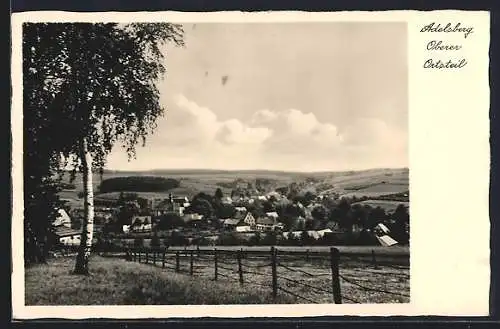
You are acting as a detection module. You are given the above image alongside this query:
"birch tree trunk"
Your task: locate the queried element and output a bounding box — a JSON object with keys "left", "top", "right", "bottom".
{"left": 74, "top": 138, "right": 95, "bottom": 275}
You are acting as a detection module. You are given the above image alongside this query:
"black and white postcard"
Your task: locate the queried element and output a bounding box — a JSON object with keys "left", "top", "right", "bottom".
{"left": 11, "top": 10, "right": 491, "bottom": 319}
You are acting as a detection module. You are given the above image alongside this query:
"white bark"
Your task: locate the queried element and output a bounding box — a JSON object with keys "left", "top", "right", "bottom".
{"left": 74, "top": 138, "right": 94, "bottom": 274}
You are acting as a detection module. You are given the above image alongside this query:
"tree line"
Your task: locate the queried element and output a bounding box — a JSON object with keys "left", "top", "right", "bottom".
{"left": 99, "top": 176, "right": 180, "bottom": 193}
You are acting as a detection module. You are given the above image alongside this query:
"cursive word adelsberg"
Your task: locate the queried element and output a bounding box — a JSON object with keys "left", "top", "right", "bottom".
{"left": 420, "top": 22, "right": 474, "bottom": 39}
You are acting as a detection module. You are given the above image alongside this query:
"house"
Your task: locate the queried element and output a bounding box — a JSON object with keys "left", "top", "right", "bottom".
{"left": 55, "top": 227, "right": 82, "bottom": 246}
{"left": 130, "top": 215, "right": 152, "bottom": 232}
{"left": 266, "top": 191, "right": 281, "bottom": 199}
{"left": 376, "top": 234, "right": 398, "bottom": 247}
{"left": 373, "top": 223, "right": 398, "bottom": 246}
{"left": 234, "top": 206, "right": 247, "bottom": 213}
{"left": 374, "top": 223, "right": 390, "bottom": 235}
{"left": 255, "top": 217, "right": 276, "bottom": 232}
{"left": 306, "top": 230, "right": 321, "bottom": 240}
{"left": 53, "top": 209, "right": 72, "bottom": 228}
{"left": 235, "top": 224, "right": 252, "bottom": 232}
{"left": 183, "top": 213, "right": 203, "bottom": 222}
{"left": 154, "top": 195, "right": 190, "bottom": 216}
{"left": 241, "top": 212, "right": 256, "bottom": 227}
{"left": 222, "top": 197, "right": 233, "bottom": 204}
{"left": 274, "top": 222, "right": 285, "bottom": 231}
{"left": 317, "top": 228, "right": 333, "bottom": 238}
{"left": 283, "top": 231, "right": 302, "bottom": 240}
{"left": 265, "top": 211, "right": 279, "bottom": 219}
{"left": 223, "top": 218, "right": 240, "bottom": 230}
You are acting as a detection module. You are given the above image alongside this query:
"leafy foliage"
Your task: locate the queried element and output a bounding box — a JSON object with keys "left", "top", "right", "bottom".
{"left": 99, "top": 176, "right": 180, "bottom": 193}
{"left": 23, "top": 22, "right": 184, "bottom": 264}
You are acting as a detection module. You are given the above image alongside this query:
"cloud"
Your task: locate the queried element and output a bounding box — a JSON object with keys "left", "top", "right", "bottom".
{"left": 106, "top": 94, "right": 407, "bottom": 171}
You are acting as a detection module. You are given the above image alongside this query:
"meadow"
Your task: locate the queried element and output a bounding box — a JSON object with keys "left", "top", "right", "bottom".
{"left": 25, "top": 256, "right": 296, "bottom": 305}
{"left": 26, "top": 246, "right": 409, "bottom": 305}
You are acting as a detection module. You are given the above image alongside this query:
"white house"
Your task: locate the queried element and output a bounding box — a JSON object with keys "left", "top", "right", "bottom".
{"left": 183, "top": 213, "right": 203, "bottom": 222}
{"left": 130, "top": 215, "right": 153, "bottom": 232}
{"left": 255, "top": 217, "right": 275, "bottom": 232}
{"left": 265, "top": 211, "right": 279, "bottom": 219}
{"left": 235, "top": 225, "right": 252, "bottom": 232}
{"left": 53, "top": 209, "right": 72, "bottom": 228}
{"left": 223, "top": 218, "right": 240, "bottom": 230}
{"left": 54, "top": 226, "right": 81, "bottom": 246}
{"left": 122, "top": 225, "right": 131, "bottom": 233}
{"left": 376, "top": 235, "right": 398, "bottom": 247}
{"left": 234, "top": 206, "right": 247, "bottom": 213}
{"left": 317, "top": 228, "right": 333, "bottom": 238}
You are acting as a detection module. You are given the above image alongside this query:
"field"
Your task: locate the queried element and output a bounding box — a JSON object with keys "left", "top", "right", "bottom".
{"left": 57, "top": 168, "right": 409, "bottom": 207}
{"left": 25, "top": 256, "right": 295, "bottom": 305}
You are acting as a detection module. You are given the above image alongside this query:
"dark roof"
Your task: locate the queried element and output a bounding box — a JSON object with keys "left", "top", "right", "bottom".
{"left": 132, "top": 216, "right": 151, "bottom": 225}
{"left": 256, "top": 217, "right": 275, "bottom": 226}
{"left": 224, "top": 218, "right": 241, "bottom": 226}
{"left": 54, "top": 227, "right": 81, "bottom": 237}
{"left": 234, "top": 212, "right": 247, "bottom": 220}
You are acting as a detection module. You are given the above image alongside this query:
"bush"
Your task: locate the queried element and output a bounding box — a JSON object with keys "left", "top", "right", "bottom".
{"left": 134, "top": 237, "right": 144, "bottom": 248}
{"left": 150, "top": 235, "right": 160, "bottom": 248}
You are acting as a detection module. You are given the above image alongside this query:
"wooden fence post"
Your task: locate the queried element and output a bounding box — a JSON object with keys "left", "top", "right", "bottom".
{"left": 162, "top": 250, "right": 166, "bottom": 268}
{"left": 153, "top": 250, "right": 156, "bottom": 265}
{"left": 176, "top": 251, "right": 180, "bottom": 272}
{"left": 371, "top": 249, "right": 378, "bottom": 269}
{"left": 214, "top": 248, "right": 218, "bottom": 281}
{"left": 237, "top": 249, "right": 244, "bottom": 285}
{"left": 306, "top": 249, "right": 310, "bottom": 261}
{"left": 138, "top": 250, "right": 142, "bottom": 263}
{"left": 190, "top": 250, "right": 194, "bottom": 276}
{"left": 197, "top": 245, "right": 200, "bottom": 257}
{"left": 330, "top": 247, "right": 342, "bottom": 304}
{"left": 145, "top": 250, "right": 149, "bottom": 264}
{"left": 271, "top": 246, "right": 278, "bottom": 299}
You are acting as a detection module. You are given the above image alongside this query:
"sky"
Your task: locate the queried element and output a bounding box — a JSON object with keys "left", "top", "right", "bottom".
{"left": 106, "top": 22, "right": 408, "bottom": 172}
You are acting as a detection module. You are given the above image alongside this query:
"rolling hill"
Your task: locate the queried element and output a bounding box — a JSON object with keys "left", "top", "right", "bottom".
{"left": 56, "top": 167, "right": 409, "bottom": 208}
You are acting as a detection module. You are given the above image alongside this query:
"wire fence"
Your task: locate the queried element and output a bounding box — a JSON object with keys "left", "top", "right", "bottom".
{"left": 116, "top": 246, "right": 410, "bottom": 304}
{"left": 49, "top": 244, "right": 408, "bottom": 304}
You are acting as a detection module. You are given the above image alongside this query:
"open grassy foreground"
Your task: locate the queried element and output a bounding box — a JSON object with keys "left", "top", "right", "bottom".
{"left": 25, "top": 256, "right": 295, "bottom": 305}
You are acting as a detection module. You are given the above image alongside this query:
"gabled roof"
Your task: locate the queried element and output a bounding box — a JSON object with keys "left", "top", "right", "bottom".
{"left": 234, "top": 212, "right": 248, "bottom": 220}
{"left": 223, "top": 218, "right": 240, "bottom": 226}
{"left": 54, "top": 226, "right": 81, "bottom": 238}
{"left": 53, "top": 209, "right": 71, "bottom": 227}
{"left": 376, "top": 235, "right": 398, "bottom": 246}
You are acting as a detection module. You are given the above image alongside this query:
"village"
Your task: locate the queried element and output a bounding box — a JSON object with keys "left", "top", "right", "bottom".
{"left": 52, "top": 179, "right": 408, "bottom": 250}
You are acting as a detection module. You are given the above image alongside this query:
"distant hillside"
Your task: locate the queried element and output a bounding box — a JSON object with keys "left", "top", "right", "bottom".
{"left": 57, "top": 167, "right": 409, "bottom": 207}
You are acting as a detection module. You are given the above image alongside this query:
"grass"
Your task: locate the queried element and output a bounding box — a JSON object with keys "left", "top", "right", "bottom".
{"left": 180, "top": 253, "right": 410, "bottom": 304}
{"left": 25, "top": 256, "right": 296, "bottom": 305}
